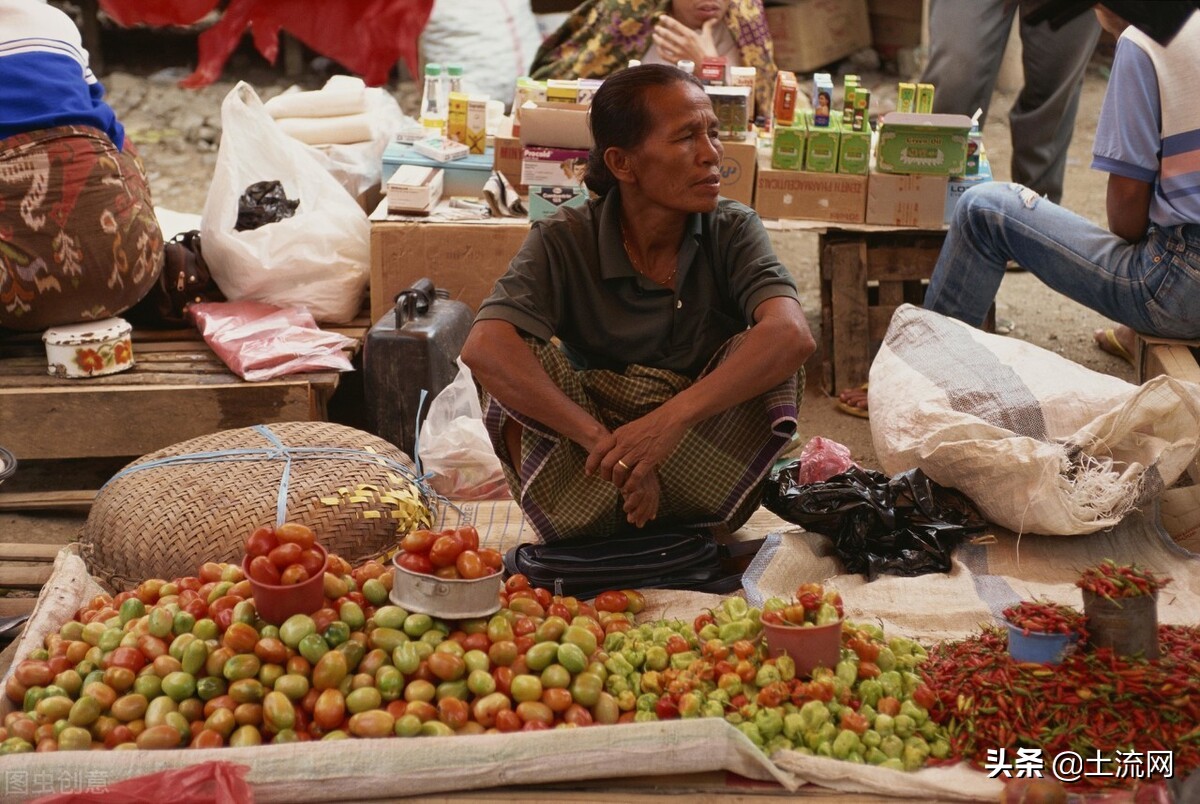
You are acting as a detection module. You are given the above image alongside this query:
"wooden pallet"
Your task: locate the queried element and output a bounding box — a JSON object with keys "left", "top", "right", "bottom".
{"left": 0, "top": 315, "right": 369, "bottom": 510}
{"left": 0, "top": 543, "right": 60, "bottom": 617}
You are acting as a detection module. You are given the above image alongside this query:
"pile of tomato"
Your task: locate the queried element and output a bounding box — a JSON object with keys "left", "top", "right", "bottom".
{"left": 2, "top": 525, "right": 946, "bottom": 768}
{"left": 393, "top": 525, "right": 502, "bottom": 580}
{"left": 243, "top": 523, "right": 326, "bottom": 586}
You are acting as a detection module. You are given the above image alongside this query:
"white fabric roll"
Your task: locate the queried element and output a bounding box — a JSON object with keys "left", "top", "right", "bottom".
{"left": 265, "top": 87, "right": 367, "bottom": 119}
{"left": 276, "top": 113, "right": 373, "bottom": 145}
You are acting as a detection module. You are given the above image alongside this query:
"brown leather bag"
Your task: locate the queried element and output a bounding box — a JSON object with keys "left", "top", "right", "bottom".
{"left": 127, "top": 230, "right": 224, "bottom": 327}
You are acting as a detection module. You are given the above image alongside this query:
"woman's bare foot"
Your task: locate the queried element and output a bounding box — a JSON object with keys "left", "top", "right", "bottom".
{"left": 1093, "top": 325, "right": 1136, "bottom": 364}
{"left": 836, "top": 384, "right": 870, "bottom": 418}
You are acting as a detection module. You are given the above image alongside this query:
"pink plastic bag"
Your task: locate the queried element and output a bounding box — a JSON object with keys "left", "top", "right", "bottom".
{"left": 32, "top": 761, "right": 253, "bottom": 804}
{"left": 797, "top": 436, "right": 858, "bottom": 485}
{"left": 190, "top": 300, "right": 356, "bottom": 381}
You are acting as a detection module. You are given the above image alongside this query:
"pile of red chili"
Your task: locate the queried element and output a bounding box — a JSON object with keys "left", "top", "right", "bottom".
{"left": 1002, "top": 600, "right": 1086, "bottom": 637}
{"left": 1077, "top": 560, "right": 1171, "bottom": 600}
{"left": 921, "top": 625, "right": 1200, "bottom": 788}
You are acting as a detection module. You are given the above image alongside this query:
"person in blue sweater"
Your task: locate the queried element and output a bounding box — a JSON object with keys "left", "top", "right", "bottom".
{"left": 0, "top": 0, "right": 162, "bottom": 331}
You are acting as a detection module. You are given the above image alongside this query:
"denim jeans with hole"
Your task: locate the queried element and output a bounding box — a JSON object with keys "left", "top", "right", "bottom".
{"left": 925, "top": 182, "right": 1200, "bottom": 339}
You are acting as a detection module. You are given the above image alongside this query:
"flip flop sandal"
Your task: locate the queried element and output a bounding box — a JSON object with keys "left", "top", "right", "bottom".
{"left": 835, "top": 384, "right": 870, "bottom": 419}
{"left": 1097, "top": 328, "right": 1134, "bottom": 365}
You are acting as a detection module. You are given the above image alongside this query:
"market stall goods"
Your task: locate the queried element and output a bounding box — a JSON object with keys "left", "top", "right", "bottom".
{"left": 81, "top": 422, "right": 433, "bottom": 590}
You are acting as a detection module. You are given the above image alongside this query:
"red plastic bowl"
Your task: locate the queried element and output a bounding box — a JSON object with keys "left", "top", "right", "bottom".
{"left": 242, "top": 543, "right": 328, "bottom": 625}
{"left": 763, "top": 618, "right": 844, "bottom": 678}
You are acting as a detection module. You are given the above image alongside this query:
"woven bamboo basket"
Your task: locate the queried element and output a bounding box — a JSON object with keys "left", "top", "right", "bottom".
{"left": 81, "top": 422, "right": 436, "bottom": 590}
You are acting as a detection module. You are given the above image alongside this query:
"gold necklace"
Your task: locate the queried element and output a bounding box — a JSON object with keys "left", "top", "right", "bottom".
{"left": 621, "top": 225, "right": 678, "bottom": 287}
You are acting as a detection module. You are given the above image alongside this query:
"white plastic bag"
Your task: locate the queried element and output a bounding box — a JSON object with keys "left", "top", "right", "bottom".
{"left": 201, "top": 82, "right": 369, "bottom": 324}
{"left": 418, "top": 358, "right": 510, "bottom": 500}
{"left": 870, "top": 305, "right": 1200, "bottom": 535}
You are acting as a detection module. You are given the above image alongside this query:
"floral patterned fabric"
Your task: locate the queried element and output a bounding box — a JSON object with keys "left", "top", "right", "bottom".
{"left": 0, "top": 125, "right": 162, "bottom": 331}
{"left": 530, "top": 0, "right": 778, "bottom": 118}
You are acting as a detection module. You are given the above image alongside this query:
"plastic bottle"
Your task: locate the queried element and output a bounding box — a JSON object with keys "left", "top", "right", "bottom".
{"left": 419, "top": 63, "right": 446, "bottom": 134}
{"left": 447, "top": 64, "right": 464, "bottom": 96}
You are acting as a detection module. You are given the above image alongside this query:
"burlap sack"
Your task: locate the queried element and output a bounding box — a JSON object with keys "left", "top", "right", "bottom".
{"left": 869, "top": 305, "right": 1200, "bottom": 536}
{"left": 80, "top": 422, "right": 433, "bottom": 590}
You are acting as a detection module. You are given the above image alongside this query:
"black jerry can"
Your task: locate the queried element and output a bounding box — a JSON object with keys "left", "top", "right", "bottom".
{"left": 363, "top": 278, "right": 473, "bottom": 459}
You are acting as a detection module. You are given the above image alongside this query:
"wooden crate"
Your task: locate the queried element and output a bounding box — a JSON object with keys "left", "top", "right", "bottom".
{"left": 1136, "top": 334, "right": 1200, "bottom": 486}
{"left": 0, "top": 542, "right": 59, "bottom": 619}
{"left": 819, "top": 229, "right": 947, "bottom": 394}
{"left": 0, "top": 316, "right": 368, "bottom": 508}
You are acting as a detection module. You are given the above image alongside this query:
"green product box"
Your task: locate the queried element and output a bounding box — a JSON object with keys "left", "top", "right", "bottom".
{"left": 875, "top": 112, "right": 973, "bottom": 176}
{"left": 771, "top": 125, "right": 805, "bottom": 171}
{"left": 837, "top": 122, "right": 871, "bottom": 175}
{"left": 803, "top": 111, "right": 840, "bottom": 174}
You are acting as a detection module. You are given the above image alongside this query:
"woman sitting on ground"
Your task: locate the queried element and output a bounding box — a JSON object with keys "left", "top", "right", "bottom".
{"left": 0, "top": 0, "right": 162, "bottom": 332}
{"left": 461, "top": 64, "right": 813, "bottom": 543}
{"left": 530, "top": 0, "right": 778, "bottom": 123}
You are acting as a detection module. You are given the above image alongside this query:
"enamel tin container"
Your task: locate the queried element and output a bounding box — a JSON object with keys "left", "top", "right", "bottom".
{"left": 42, "top": 317, "right": 135, "bottom": 378}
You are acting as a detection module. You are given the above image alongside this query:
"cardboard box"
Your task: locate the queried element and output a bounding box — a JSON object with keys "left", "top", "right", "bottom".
{"left": 804, "top": 113, "right": 840, "bottom": 173}
{"left": 754, "top": 156, "right": 866, "bottom": 222}
{"left": 765, "top": 0, "right": 872, "bottom": 73}
{"left": 518, "top": 101, "right": 593, "bottom": 149}
{"left": 944, "top": 156, "right": 993, "bottom": 225}
{"left": 529, "top": 185, "right": 589, "bottom": 221}
{"left": 707, "top": 85, "right": 752, "bottom": 140}
{"left": 369, "top": 213, "right": 531, "bottom": 320}
{"left": 522, "top": 145, "right": 589, "bottom": 186}
{"left": 866, "top": 170, "right": 950, "bottom": 228}
{"left": 719, "top": 135, "right": 758, "bottom": 206}
{"left": 875, "top": 112, "right": 973, "bottom": 176}
{"left": 838, "top": 124, "right": 871, "bottom": 175}
{"left": 868, "top": 0, "right": 922, "bottom": 55}
{"left": 382, "top": 143, "right": 493, "bottom": 198}
{"left": 386, "top": 165, "right": 443, "bottom": 213}
{"left": 771, "top": 125, "right": 805, "bottom": 171}
{"left": 493, "top": 136, "right": 528, "bottom": 194}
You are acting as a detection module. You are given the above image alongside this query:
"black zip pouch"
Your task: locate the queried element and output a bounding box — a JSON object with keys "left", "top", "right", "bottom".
{"left": 503, "top": 530, "right": 764, "bottom": 600}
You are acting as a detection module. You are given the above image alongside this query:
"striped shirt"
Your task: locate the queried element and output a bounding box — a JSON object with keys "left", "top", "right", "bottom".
{"left": 0, "top": 0, "right": 124, "bottom": 149}
{"left": 1092, "top": 11, "right": 1200, "bottom": 227}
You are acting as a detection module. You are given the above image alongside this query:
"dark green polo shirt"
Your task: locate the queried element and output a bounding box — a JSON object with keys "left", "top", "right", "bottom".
{"left": 476, "top": 191, "right": 799, "bottom": 378}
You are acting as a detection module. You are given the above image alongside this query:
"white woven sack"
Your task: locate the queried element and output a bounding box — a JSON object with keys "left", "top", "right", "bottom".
{"left": 870, "top": 305, "right": 1200, "bottom": 535}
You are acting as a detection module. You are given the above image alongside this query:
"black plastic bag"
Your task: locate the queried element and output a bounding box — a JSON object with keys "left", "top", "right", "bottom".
{"left": 764, "top": 462, "right": 986, "bottom": 580}
{"left": 235, "top": 180, "right": 300, "bottom": 231}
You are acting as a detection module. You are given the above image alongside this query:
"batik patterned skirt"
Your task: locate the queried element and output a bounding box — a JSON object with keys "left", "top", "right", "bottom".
{"left": 1, "top": 125, "right": 162, "bottom": 331}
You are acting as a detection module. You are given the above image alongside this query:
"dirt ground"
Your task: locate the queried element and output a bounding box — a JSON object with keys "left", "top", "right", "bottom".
{"left": 0, "top": 43, "right": 1133, "bottom": 553}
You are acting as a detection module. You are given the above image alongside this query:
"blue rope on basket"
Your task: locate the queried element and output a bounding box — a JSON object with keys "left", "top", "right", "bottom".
{"left": 102, "top": 424, "right": 438, "bottom": 527}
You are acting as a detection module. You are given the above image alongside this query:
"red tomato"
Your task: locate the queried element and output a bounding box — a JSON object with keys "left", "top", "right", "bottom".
{"left": 594, "top": 591, "right": 629, "bottom": 613}
{"left": 396, "top": 551, "right": 434, "bottom": 575}
{"left": 478, "top": 548, "right": 504, "bottom": 571}
{"left": 275, "top": 522, "right": 316, "bottom": 550}
{"left": 280, "top": 564, "right": 311, "bottom": 585}
{"left": 455, "top": 550, "right": 487, "bottom": 580}
{"left": 245, "top": 526, "right": 278, "bottom": 559}
{"left": 198, "top": 562, "right": 224, "bottom": 583}
{"left": 297, "top": 548, "right": 326, "bottom": 578}
{"left": 428, "top": 533, "right": 464, "bottom": 568}
{"left": 268, "top": 542, "right": 303, "bottom": 570}
{"left": 505, "top": 574, "right": 531, "bottom": 593}
{"left": 455, "top": 525, "right": 480, "bottom": 552}
{"left": 249, "top": 556, "right": 282, "bottom": 585}
{"left": 433, "top": 565, "right": 461, "bottom": 580}
{"left": 399, "top": 529, "right": 438, "bottom": 554}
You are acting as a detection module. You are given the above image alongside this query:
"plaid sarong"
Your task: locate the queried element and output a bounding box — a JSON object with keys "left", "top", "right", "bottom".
{"left": 482, "top": 333, "right": 802, "bottom": 543}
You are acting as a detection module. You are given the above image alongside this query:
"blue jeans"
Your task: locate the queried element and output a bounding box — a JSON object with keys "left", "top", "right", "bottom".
{"left": 925, "top": 182, "right": 1200, "bottom": 339}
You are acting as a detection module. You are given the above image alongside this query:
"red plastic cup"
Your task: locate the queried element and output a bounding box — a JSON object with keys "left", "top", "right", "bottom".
{"left": 763, "top": 618, "right": 843, "bottom": 678}
{"left": 243, "top": 543, "right": 328, "bottom": 625}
